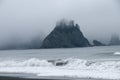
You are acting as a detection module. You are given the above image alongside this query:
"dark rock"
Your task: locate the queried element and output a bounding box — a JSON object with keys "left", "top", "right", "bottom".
{"left": 93, "top": 40, "right": 106, "bottom": 46}
{"left": 48, "top": 59, "right": 68, "bottom": 66}
{"left": 55, "top": 61, "right": 68, "bottom": 66}
{"left": 41, "top": 19, "right": 91, "bottom": 48}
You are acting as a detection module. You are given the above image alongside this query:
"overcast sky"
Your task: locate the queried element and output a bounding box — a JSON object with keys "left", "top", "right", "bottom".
{"left": 0, "top": 0, "right": 120, "bottom": 45}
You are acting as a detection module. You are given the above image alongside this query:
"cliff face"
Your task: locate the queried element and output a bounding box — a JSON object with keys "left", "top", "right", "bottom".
{"left": 41, "top": 20, "right": 90, "bottom": 48}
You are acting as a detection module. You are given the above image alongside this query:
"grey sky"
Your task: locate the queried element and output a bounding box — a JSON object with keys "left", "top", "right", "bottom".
{"left": 0, "top": 0, "right": 120, "bottom": 45}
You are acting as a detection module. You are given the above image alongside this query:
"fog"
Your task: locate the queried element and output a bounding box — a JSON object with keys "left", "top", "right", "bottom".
{"left": 0, "top": 0, "right": 120, "bottom": 48}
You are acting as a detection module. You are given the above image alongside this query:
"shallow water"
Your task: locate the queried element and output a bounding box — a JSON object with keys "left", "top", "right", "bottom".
{"left": 0, "top": 46, "right": 120, "bottom": 61}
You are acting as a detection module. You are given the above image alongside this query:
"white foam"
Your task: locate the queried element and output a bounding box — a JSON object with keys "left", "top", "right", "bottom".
{"left": 0, "top": 58, "right": 52, "bottom": 67}
{"left": 0, "top": 58, "right": 120, "bottom": 79}
{"left": 114, "top": 52, "right": 120, "bottom": 55}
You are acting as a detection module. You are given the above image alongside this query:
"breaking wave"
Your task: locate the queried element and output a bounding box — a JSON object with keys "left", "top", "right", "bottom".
{"left": 0, "top": 58, "right": 120, "bottom": 79}
{"left": 114, "top": 52, "right": 120, "bottom": 55}
{"left": 0, "top": 58, "right": 52, "bottom": 67}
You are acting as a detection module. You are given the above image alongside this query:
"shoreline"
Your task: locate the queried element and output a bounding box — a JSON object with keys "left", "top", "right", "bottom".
{"left": 0, "top": 75, "right": 115, "bottom": 80}
{"left": 0, "top": 76, "right": 115, "bottom": 80}
{"left": 0, "top": 76, "right": 63, "bottom": 80}
{"left": 0, "top": 72, "right": 117, "bottom": 80}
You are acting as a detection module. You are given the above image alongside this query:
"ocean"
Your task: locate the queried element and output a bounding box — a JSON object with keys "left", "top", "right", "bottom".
{"left": 0, "top": 46, "right": 120, "bottom": 79}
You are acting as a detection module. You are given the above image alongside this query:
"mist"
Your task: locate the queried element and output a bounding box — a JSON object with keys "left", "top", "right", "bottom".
{"left": 0, "top": 0, "right": 120, "bottom": 48}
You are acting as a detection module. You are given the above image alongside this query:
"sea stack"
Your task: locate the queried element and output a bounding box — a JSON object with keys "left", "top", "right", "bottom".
{"left": 93, "top": 40, "right": 106, "bottom": 46}
{"left": 109, "top": 34, "right": 120, "bottom": 45}
{"left": 41, "top": 19, "right": 91, "bottom": 48}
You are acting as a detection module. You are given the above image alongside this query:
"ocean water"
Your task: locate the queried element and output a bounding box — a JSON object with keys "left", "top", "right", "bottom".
{"left": 0, "top": 46, "right": 120, "bottom": 79}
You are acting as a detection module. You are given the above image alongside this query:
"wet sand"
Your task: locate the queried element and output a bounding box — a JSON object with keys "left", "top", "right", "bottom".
{"left": 0, "top": 76, "right": 115, "bottom": 80}
{"left": 0, "top": 76, "right": 66, "bottom": 80}
{"left": 0, "top": 73, "right": 115, "bottom": 80}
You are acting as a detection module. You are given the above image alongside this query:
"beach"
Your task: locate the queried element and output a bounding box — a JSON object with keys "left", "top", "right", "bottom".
{"left": 0, "top": 73, "right": 116, "bottom": 80}
{"left": 0, "top": 76, "right": 115, "bottom": 80}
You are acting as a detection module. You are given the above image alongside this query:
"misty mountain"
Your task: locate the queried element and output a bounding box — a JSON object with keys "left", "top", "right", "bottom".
{"left": 109, "top": 34, "right": 120, "bottom": 45}
{"left": 41, "top": 20, "right": 91, "bottom": 48}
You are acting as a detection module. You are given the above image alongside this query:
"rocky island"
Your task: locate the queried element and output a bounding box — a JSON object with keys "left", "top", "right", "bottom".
{"left": 41, "top": 20, "right": 91, "bottom": 48}
{"left": 93, "top": 40, "right": 106, "bottom": 46}
{"left": 109, "top": 34, "right": 120, "bottom": 45}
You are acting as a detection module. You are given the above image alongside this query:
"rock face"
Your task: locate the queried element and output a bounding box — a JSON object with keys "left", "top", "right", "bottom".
{"left": 109, "top": 34, "right": 120, "bottom": 45}
{"left": 41, "top": 20, "right": 90, "bottom": 48}
{"left": 93, "top": 40, "right": 106, "bottom": 46}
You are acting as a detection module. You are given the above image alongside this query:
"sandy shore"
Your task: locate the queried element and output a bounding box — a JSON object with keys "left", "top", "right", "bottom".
{"left": 0, "top": 76, "right": 52, "bottom": 80}
{"left": 0, "top": 76, "right": 70, "bottom": 80}
{"left": 0, "top": 73, "right": 115, "bottom": 80}
{"left": 0, "top": 76, "right": 116, "bottom": 80}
